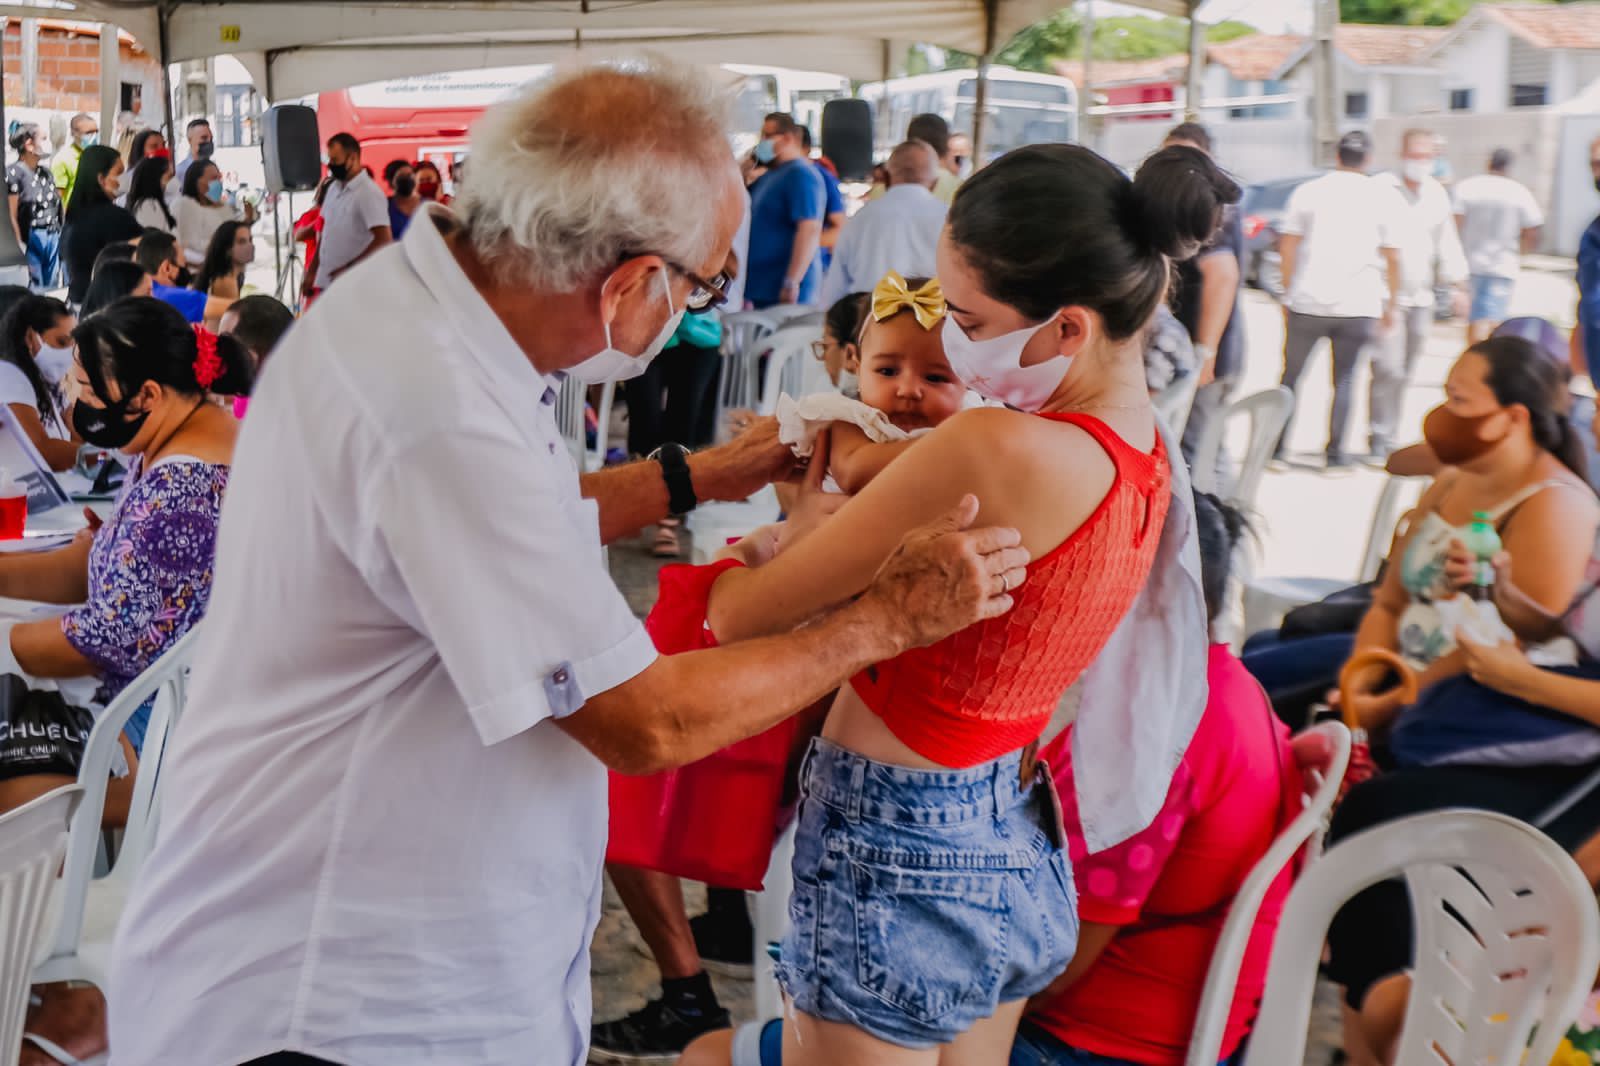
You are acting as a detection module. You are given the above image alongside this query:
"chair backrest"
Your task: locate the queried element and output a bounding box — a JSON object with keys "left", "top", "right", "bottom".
{"left": 1185, "top": 721, "right": 1351, "bottom": 1066}
{"left": 757, "top": 323, "right": 826, "bottom": 416}
{"left": 1190, "top": 387, "right": 1293, "bottom": 508}
{"left": 716, "top": 311, "right": 781, "bottom": 435}
{"left": 1357, "top": 475, "right": 1428, "bottom": 584}
{"left": 49, "top": 627, "right": 201, "bottom": 962}
{"left": 1153, "top": 373, "right": 1201, "bottom": 438}
{"left": 0, "top": 785, "right": 78, "bottom": 1066}
{"left": 1242, "top": 810, "right": 1600, "bottom": 1066}
{"left": 554, "top": 375, "right": 589, "bottom": 471}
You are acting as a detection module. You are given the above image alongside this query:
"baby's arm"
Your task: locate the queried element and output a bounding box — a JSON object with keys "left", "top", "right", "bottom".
{"left": 828, "top": 423, "right": 918, "bottom": 495}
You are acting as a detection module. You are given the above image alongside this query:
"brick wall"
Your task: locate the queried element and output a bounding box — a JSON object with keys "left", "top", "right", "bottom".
{"left": 2, "top": 20, "right": 161, "bottom": 116}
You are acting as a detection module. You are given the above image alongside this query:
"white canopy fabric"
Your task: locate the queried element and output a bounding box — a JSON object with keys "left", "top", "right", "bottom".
{"left": 7, "top": 0, "right": 1189, "bottom": 100}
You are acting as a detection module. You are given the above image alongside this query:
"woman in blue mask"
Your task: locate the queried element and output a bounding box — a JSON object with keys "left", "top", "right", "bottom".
{"left": 177, "top": 159, "right": 257, "bottom": 269}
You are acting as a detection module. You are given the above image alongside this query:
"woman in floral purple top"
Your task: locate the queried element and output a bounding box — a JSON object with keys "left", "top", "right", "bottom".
{"left": 0, "top": 298, "right": 250, "bottom": 817}
{"left": 0, "top": 297, "right": 252, "bottom": 1066}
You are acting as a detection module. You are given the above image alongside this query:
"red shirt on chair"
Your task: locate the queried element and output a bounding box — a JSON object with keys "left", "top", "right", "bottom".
{"left": 1032, "top": 644, "right": 1296, "bottom": 1065}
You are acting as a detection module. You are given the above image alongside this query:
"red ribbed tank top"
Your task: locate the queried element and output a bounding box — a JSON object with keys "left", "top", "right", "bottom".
{"left": 850, "top": 412, "right": 1171, "bottom": 768}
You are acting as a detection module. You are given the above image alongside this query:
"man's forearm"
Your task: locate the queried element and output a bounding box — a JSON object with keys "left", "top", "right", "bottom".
{"left": 581, "top": 451, "right": 751, "bottom": 545}
{"left": 1384, "top": 248, "right": 1402, "bottom": 308}
{"left": 1195, "top": 254, "right": 1239, "bottom": 355}
{"left": 786, "top": 221, "right": 822, "bottom": 290}
{"left": 568, "top": 596, "right": 902, "bottom": 775}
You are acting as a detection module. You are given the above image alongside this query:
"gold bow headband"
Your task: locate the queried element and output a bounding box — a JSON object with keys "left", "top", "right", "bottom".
{"left": 871, "top": 272, "right": 946, "bottom": 331}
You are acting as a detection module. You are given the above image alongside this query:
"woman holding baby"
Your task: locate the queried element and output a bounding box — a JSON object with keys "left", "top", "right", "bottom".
{"left": 654, "top": 142, "right": 1240, "bottom": 1063}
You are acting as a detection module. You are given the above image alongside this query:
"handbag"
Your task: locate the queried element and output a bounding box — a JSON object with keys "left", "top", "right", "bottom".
{"left": 1279, "top": 579, "right": 1377, "bottom": 639}
{"left": 606, "top": 560, "right": 804, "bottom": 890}
{"left": 0, "top": 674, "right": 95, "bottom": 780}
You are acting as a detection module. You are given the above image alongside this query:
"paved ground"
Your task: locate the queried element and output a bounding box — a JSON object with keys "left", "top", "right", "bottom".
{"left": 586, "top": 263, "right": 1584, "bottom": 1063}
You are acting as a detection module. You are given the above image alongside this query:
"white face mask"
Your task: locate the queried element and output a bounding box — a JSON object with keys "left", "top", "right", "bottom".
{"left": 35, "top": 344, "right": 75, "bottom": 387}
{"left": 940, "top": 315, "right": 1070, "bottom": 411}
{"left": 1401, "top": 158, "right": 1432, "bottom": 184}
{"left": 568, "top": 269, "right": 683, "bottom": 385}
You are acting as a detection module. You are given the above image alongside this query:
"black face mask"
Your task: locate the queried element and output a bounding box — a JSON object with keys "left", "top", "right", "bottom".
{"left": 72, "top": 396, "right": 148, "bottom": 451}
{"left": 394, "top": 174, "right": 416, "bottom": 197}
{"left": 197, "top": 140, "right": 214, "bottom": 160}
{"left": 327, "top": 159, "right": 351, "bottom": 182}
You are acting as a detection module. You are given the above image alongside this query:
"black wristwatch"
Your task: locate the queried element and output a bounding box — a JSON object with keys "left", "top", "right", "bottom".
{"left": 649, "top": 443, "right": 698, "bottom": 516}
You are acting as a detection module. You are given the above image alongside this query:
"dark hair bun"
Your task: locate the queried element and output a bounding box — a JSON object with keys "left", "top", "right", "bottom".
{"left": 1126, "top": 145, "right": 1242, "bottom": 261}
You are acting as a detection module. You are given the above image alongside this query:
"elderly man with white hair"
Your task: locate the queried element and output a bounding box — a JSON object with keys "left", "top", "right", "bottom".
{"left": 103, "top": 60, "right": 1025, "bottom": 1066}
{"left": 819, "top": 140, "right": 948, "bottom": 307}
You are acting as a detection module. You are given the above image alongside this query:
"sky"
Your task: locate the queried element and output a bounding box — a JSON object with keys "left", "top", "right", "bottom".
{"left": 1096, "top": 0, "right": 1313, "bottom": 34}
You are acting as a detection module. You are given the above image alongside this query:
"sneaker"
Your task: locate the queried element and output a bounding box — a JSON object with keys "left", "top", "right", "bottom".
{"left": 691, "top": 907, "right": 754, "bottom": 977}
{"left": 589, "top": 996, "right": 732, "bottom": 1064}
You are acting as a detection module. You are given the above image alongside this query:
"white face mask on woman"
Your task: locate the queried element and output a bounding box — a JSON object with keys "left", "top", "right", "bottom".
{"left": 940, "top": 316, "right": 1070, "bottom": 411}
{"left": 568, "top": 269, "right": 684, "bottom": 385}
{"left": 35, "top": 345, "right": 75, "bottom": 387}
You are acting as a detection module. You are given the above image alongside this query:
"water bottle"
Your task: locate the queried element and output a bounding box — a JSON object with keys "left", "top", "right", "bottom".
{"left": 1462, "top": 510, "right": 1501, "bottom": 603}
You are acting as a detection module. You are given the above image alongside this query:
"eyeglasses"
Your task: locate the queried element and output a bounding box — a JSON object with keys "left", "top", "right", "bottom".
{"left": 810, "top": 339, "right": 829, "bottom": 361}
{"left": 619, "top": 252, "right": 732, "bottom": 313}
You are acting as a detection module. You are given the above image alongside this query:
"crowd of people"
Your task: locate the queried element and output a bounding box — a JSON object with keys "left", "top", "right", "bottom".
{"left": 0, "top": 51, "right": 1589, "bottom": 1066}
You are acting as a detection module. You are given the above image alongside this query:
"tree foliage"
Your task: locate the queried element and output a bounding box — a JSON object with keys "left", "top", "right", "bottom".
{"left": 1338, "top": 0, "right": 1474, "bottom": 25}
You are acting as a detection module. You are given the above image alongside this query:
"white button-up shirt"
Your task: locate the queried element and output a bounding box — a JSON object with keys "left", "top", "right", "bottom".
{"left": 315, "top": 170, "right": 391, "bottom": 288}
{"left": 1280, "top": 170, "right": 1405, "bottom": 320}
{"left": 1377, "top": 172, "right": 1468, "bottom": 310}
{"left": 108, "top": 207, "right": 658, "bottom": 1066}
{"left": 820, "top": 184, "right": 948, "bottom": 306}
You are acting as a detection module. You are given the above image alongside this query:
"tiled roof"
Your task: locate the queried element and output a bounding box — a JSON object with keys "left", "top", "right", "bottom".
{"left": 1477, "top": 2, "right": 1600, "bottom": 50}
{"left": 1334, "top": 24, "right": 1448, "bottom": 66}
{"left": 1206, "top": 34, "right": 1305, "bottom": 80}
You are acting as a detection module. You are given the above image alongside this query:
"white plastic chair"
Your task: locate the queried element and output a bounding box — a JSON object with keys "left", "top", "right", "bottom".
{"left": 34, "top": 627, "right": 202, "bottom": 992}
{"left": 1242, "top": 474, "right": 1427, "bottom": 638}
{"left": 756, "top": 322, "right": 827, "bottom": 417}
{"left": 750, "top": 819, "right": 797, "bottom": 1023}
{"left": 714, "top": 311, "right": 782, "bottom": 434}
{"left": 0, "top": 786, "right": 80, "bottom": 1066}
{"left": 1185, "top": 721, "right": 1350, "bottom": 1066}
{"left": 1154, "top": 373, "right": 1201, "bottom": 438}
{"left": 554, "top": 377, "right": 615, "bottom": 473}
{"left": 1242, "top": 810, "right": 1600, "bottom": 1066}
{"left": 1190, "top": 387, "right": 1294, "bottom": 512}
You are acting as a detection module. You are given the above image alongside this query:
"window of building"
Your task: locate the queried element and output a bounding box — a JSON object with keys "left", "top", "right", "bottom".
{"left": 1344, "top": 91, "right": 1369, "bottom": 119}
{"left": 1449, "top": 88, "right": 1474, "bottom": 111}
{"left": 1511, "top": 83, "right": 1548, "bottom": 107}
{"left": 216, "top": 85, "right": 263, "bottom": 147}
{"left": 119, "top": 82, "right": 141, "bottom": 113}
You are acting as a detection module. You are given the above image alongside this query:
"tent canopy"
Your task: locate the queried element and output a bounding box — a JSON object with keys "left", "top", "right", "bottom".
{"left": 8, "top": 0, "right": 1190, "bottom": 100}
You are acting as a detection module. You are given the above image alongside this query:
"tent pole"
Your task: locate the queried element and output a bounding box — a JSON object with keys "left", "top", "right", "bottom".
{"left": 157, "top": 0, "right": 175, "bottom": 146}
{"left": 99, "top": 22, "right": 119, "bottom": 154}
{"left": 971, "top": 0, "right": 997, "bottom": 164}
{"left": 1185, "top": 0, "right": 1203, "bottom": 122}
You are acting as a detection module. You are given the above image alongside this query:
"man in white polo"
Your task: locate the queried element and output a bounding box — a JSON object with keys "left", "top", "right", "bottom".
{"left": 106, "top": 60, "right": 1024, "bottom": 1066}
{"left": 310, "top": 132, "right": 391, "bottom": 297}
{"left": 820, "top": 139, "right": 947, "bottom": 306}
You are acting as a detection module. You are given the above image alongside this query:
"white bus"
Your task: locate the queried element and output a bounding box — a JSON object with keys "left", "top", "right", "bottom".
{"left": 857, "top": 68, "right": 1079, "bottom": 161}
{"left": 726, "top": 64, "right": 852, "bottom": 156}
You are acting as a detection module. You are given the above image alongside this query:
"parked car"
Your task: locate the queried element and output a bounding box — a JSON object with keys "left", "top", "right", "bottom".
{"left": 1240, "top": 173, "right": 1320, "bottom": 295}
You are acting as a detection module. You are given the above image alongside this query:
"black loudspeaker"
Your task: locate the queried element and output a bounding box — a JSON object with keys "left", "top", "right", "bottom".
{"left": 261, "top": 104, "right": 322, "bottom": 193}
{"left": 821, "top": 99, "right": 874, "bottom": 182}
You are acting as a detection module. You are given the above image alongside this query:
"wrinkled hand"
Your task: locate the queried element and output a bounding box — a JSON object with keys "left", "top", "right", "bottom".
{"left": 1443, "top": 540, "right": 1510, "bottom": 591}
{"left": 715, "top": 522, "right": 786, "bottom": 569}
{"left": 863, "top": 494, "right": 1029, "bottom": 651}
{"left": 697, "top": 415, "right": 797, "bottom": 502}
{"left": 1457, "top": 631, "right": 1536, "bottom": 698}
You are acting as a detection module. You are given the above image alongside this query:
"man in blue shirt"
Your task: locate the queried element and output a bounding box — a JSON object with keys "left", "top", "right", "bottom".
{"left": 136, "top": 229, "right": 229, "bottom": 323}
{"left": 800, "top": 125, "right": 847, "bottom": 272}
{"left": 745, "top": 113, "right": 825, "bottom": 308}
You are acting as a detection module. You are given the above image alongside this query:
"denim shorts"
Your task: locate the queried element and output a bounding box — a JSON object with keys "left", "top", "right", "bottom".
{"left": 775, "top": 738, "right": 1078, "bottom": 1048}
{"left": 1469, "top": 274, "right": 1514, "bottom": 323}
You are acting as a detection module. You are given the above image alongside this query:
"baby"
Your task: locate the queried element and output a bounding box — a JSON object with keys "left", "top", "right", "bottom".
{"left": 779, "top": 272, "right": 967, "bottom": 495}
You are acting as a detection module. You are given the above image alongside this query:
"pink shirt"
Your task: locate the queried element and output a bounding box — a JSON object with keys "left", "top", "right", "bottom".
{"left": 1032, "top": 644, "right": 1295, "bottom": 1064}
